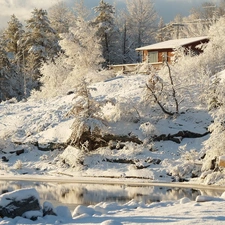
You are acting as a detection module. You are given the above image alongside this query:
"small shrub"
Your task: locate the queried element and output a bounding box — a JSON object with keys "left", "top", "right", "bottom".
{"left": 14, "top": 160, "right": 23, "bottom": 170}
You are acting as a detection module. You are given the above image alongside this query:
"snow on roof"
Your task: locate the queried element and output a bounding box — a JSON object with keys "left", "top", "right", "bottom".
{"left": 136, "top": 36, "right": 209, "bottom": 51}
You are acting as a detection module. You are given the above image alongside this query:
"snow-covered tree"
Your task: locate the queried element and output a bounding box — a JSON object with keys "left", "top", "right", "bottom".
{"left": 194, "top": 17, "right": 225, "bottom": 178}
{"left": 92, "top": 0, "right": 119, "bottom": 65}
{"left": 125, "top": 0, "right": 157, "bottom": 46}
{"left": 35, "top": 15, "right": 105, "bottom": 99}
{"left": 181, "top": 19, "right": 211, "bottom": 38}
{"left": 60, "top": 17, "right": 103, "bottom": 78}
{"left": 1, "top": 15, "right": 25, "bottom": 99}
{"left": 145, "top": 60, "right": 180, "bottom": 116}
{"left": 155, "top": 17, "right": 172, "bottom": 42}
{"left": 180, "top": 1, "right": 220, "bottom": 39}
{"left": 67, "top": 79, "right": 107, "bottom": 151}
{"left": 0, "top": 41, "right": 23, "bottom": 101}
{"left": 177, "top": 1, "right": 221, "bottom": 39}
{"left": 48, "top": 1, "right": 75, "bottom": 34}
{"left": 32, "top": 53, "right": 72, "bottom": 98}
{"left": 73, "top": 0, "right": 90, "bottom": 21}
{"left": 20, "top": 8, "right": 61, "bottom": 82}
{"left": 197, "top": 17, "right": 225, "bottom": 76}
{"left": 2, "top": 15, "right": 24, "bottom": 57}
{"left": 113, "top": 9, "right": 137, "bottom": 64}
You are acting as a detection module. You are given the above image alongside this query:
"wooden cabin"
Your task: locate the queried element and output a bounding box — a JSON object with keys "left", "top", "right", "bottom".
{"left": 136, "top": 36, "right": 209, "bottom": 70}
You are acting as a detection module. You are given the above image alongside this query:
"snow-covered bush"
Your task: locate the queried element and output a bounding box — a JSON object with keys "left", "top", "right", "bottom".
{"left": 110, "top": 97, "right": 141, "bottom": 123}
{"left": 14, "top": 160, "right": 23, "bottom": 170}
{"left": 167, "top": 161, "right": 201, "bottom": 181}
{"left": 58, "top": 145, "right": 85, "bottom": 169}
{"left": 139, "top": 122, "right": 158, "bottom": 138}
{"left": 180, "top": 149, "right": 199, "bottom": 162}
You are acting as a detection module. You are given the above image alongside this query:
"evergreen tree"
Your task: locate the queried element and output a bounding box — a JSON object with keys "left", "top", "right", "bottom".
{"left": 0, "top": 41, "right": 23, "bottom": 101}
{"left": 92, "top": 0, "right": 118, "bottom": 66}
{"left": 67, "top": 79, "right": 107, "bottom": 150}
{"left": 2, "top": 15, "right": 24, "bottom": 57}
{"left": 20, "top": 8, "right": 61, "bottom": 82}
{"left": 1, "top": 15, "right": 25, "bottom": 99}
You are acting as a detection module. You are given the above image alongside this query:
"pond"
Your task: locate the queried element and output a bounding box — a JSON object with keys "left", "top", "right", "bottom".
{"left": 0, "top": 180, "right": 224, "bottom": 211}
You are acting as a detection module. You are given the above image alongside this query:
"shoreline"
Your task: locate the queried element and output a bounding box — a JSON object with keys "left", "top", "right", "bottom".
{"left": 1, "top": 175, "right": 225, "bottom": 192}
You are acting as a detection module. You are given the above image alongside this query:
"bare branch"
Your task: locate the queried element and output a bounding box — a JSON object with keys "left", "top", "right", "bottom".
{"left": 145, "top": 83, "right": 174, "bottom": 116}
{"left": 165, "top": 61, "right": 179, "bottom": 114}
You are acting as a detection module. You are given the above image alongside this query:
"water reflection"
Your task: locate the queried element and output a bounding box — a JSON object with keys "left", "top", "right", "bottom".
{"left": 0, "top": 180, "right": 224, "bottom": 210}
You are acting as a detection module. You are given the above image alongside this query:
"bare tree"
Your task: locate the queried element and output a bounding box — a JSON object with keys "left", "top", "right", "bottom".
{"left": 48, "top": 1, "right": 75, "bottom": 34}
{"left": 145, "top": 62, "right": 179, "bottom": 116}
{"left": 125, "top": 0, "right": 158, "bottom": 48}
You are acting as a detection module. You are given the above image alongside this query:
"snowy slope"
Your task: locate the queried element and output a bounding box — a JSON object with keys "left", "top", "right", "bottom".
{"left": 0, "top": 74, "right": 212, "bottom": 182}
{"left": 1, "top": 73, "right": 225, "bottom": 225}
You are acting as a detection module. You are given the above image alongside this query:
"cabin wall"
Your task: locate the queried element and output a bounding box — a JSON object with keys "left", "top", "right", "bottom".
{"left": 141, "top": 49, "right": 173, "bottom": 64}
{"left": 157, "top": 49, "right": 173, "bottom": 63}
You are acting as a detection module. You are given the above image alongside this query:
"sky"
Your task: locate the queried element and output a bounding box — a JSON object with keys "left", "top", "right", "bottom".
{"left": 0, "top": 0, "right": 220, "bottom": 30}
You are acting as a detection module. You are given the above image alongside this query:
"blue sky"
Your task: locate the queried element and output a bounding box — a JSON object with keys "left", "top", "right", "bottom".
{"left": 83, "top": 0, "right": 220, "bottom": 22}
{"left": 0, "top": 0, "right": 220, "bottom": 29}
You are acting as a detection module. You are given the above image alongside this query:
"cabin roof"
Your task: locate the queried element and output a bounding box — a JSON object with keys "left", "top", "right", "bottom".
{"left": 136, "top": 36, "right": 209, "bottom": 51}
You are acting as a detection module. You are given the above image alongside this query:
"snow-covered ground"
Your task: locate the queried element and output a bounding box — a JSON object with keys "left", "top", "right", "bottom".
{"left": 0, "top": 74, "right": 224, "bottom": 224}
{"left": 1, "top": 188, "right": 225, "bottom": 225}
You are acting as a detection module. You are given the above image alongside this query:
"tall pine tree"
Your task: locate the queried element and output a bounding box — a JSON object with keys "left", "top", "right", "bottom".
{"left": 0, "top": 40, "right": 23, "bottom": 101}
{"left": 1, "top": 15, "right": 24, "bottom": 100}
{"left": 20, "top": 8, "right": 61, "bottom": 83}
{"left": 92, "top": 0, "right": 118, "bottom": 66}
{"left": 2, "top": 15, "right": 24, "bottom": 57}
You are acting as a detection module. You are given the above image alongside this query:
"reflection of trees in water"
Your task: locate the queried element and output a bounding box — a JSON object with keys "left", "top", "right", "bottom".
{"left": 0, "top": 181, "right": 224, "bottom": 208}
{"left": 165, "top": 187, "right": 199, "bottom": 201}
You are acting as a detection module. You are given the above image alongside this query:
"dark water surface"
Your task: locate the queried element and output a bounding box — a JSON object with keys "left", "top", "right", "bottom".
{"left": 0, "top": 180, "right": 224, "bottom": 211}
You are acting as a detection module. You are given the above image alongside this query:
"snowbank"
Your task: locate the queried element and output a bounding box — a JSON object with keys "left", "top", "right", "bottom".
{"left": 1, "top": 188, "right": 225, "bottom": 224}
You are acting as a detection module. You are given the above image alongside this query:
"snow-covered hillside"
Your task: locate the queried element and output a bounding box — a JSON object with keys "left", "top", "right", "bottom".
{"left": 2, "top": 70, "right": 225, "bottom": 225}
{"left": 0, "top": 74, "right": 214, "bottom": 184}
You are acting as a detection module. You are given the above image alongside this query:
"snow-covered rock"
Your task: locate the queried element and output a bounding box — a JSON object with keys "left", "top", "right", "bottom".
{"left": 0, "top": 188, "right": 41, "bottom": 219}
{"left": 195, "top": 195, "right": 224, "bottom": 202}
{"left": 43, "top": 201, "right": 57, "bottom": 216}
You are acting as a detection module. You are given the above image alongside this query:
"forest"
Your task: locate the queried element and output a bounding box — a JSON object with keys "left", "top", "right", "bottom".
{"left": 0, "top": 0, "right": 225, "bottom": 102}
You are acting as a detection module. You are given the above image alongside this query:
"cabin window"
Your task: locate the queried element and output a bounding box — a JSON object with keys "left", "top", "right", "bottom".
{"left": 148, "top": 51, "right": 158, "bottom": 63}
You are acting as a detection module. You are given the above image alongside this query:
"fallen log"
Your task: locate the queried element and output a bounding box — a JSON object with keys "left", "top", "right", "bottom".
{"left": 152, "top": 130, "right": 210, "bottom": 144}
{"left": 104, "top": 157, "right": 161, "bottom": 169}
{"left": 12, "top": 130, "right": 210, "bottom": 152}
{"left": 67, "top": 131, "right": 142, "bottom": 151}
